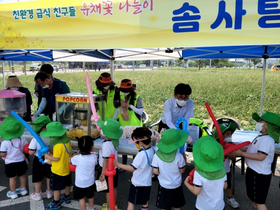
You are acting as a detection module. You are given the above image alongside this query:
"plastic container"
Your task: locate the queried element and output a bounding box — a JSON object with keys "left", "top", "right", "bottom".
{"left": 0, "top": 89, "right": 26, "bottom": 118}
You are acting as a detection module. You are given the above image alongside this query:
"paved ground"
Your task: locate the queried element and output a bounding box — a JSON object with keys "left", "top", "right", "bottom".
{"left": 0, "top": 152, "right": 280, "bottom": 210}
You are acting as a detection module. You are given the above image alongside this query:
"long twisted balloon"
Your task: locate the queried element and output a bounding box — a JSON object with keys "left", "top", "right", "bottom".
{"left": 86, "top": 72, "right": 101, "bottom": 131}
{"left": 205, "top": 102, "right": 224, "bottom": 147}
{"left": 10, "top": 110, "right": 49, "bottom": 164}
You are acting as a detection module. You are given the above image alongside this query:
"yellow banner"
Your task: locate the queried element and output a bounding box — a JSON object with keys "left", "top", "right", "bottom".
{"left": 56, "top": 95, "right": 90, "bottom": 104}
{"left": 0, "top": 0, "right": 280, "bottom": 49}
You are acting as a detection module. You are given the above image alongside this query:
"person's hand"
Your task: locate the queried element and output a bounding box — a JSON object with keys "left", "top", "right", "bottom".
{"left": 99, "top": 174, "right": 105, "bottom": 181}
{"left": 32, "top": 112, "right": 39, "bottom": 118}
{"left": 33, "top": 92, "right": 39, "bottom": 97}
{"left": 232, "top": 149, "right": 243, "bottom": 157}
{"left": 113, "top": 159, "right": 119, "bottom": 167}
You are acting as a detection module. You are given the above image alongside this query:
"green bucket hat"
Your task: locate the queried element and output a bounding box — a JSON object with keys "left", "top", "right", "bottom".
{"left": 97, "top": 118, "right": 123, "bottom": 140}
{"left": 193, "top": 136, "right": 224, "bottom": 172}
{"left": 40, "top": 122, "right": 67, "bottom": 137}
{"left": 252, "top": 111, "right": 280, "bottom": 143}
{"left": 157, "top": 129, "right": 188, "bottom": 153}
{"left": 213, "top": 122, "right": 236, "bottom": 140}
{"left": 0, "top": 116, "right": 24, "bottom": 140}
{"left": 252, "top": 111, "right": 280, "bottom": 127}
{"left": 30, "top": 115, "right": 52, "bottom": 133}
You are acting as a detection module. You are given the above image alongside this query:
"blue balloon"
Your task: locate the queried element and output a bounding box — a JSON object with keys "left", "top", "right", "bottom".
{"left": 175, "top": 117, "right": 190, "bottom": 154}
{"left": 10, "top": 110, "right": 49, "bottom": 164}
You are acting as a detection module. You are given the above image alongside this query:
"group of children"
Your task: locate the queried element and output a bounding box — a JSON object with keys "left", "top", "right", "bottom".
{"left": 0, "top": 110, "right": 280, "bottom": 210}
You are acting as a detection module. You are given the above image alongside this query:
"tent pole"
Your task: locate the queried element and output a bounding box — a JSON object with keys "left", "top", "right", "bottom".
{"left": 260, "top": 58, "right": 267, "bottom": 115}
{"left": 2, "top": 60, "right": 5, "bottom": 89}
{"left": 110, "top": 49, "right": 115, "bottom": 80}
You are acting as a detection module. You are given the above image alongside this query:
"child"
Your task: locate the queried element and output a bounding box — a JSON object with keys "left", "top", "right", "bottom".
{"left": 0, "top": 116, "right": 29, "bottom": 199}
{"left": 70, "top": 136, "right": 97, "bottom": 210}
{"left": 41, "top": 122, "right": 72, "bottom": 210}
{"left": 97, "top": 118, "right": 123, "bottom": 210}
{"left": 185, "top": 136, "right": 227, "bottom": 210}
{"left": 213, "top": 122, "right": 239, "bottom": 208}
{"left": 233, "top": 111, "right": 280, "bottom": 210}
{"left": 28, "top": 115, "right": 52, "bottom": 201}
{"left": 113, "top": 127, "right": 154, "bottom": 210}
{"left": 151, "top": 129, "right": 187, "bottom": 210}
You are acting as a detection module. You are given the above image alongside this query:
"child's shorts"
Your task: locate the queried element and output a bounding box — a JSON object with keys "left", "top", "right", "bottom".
{"left": 50, "top": 172, "right": 72, "bottom": 191}
{"left": 246, "top": 167, "right": 272, "bottom": 204}
{"left": 5, "top": 161, "right": 28, "bottom": 178}
{"left": 73, "top": 184, "right": 95, "bottom": 200}
{"left": 156, "top": 184, "right": 185, "bottom": 209}
{"left": 128, "top": 183, "right": 151, "bottom": 205}
{"left": 32, "top": 156, "right": 51, "bottom": 183}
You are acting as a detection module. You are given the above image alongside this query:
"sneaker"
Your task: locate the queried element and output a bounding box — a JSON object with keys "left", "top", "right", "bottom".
{"left": 46, "top": 190, "right": 53, "bottom": 199}
{"left": 6, "top": 191, "right": 18, "bottom": 199}
{"left": 86, "top": 207, "right": 95, "bottom": 210}
{"left": 15, "top": 187, "right": 28, "bottom": 196}
{"left": 45, "top": 200, "right": 61, "bottom": 210}
{"left": 227, "top": 197, "right": 239, "bottom": 208}
{"left": 101, "top": 203, "right": 118, "bottom": 210}
{"left": 59, "top": 195, "right": 71, "bottom": 204}
{"left": 30, "top": 192, "right": 42, "bottom": 201}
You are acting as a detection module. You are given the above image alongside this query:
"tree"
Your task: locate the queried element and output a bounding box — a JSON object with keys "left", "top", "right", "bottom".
{"left": 251, "top": 58, "right": 262, "bottom": 69}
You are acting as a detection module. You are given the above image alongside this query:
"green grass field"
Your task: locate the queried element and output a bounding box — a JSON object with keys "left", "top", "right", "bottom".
{"left": 1, "top": 68, "right": 279, "bottom": 130}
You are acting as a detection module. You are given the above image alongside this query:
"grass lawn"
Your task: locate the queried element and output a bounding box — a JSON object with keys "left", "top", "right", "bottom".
{"left": 1, "top": 68, "right": 279, "bottom": 130}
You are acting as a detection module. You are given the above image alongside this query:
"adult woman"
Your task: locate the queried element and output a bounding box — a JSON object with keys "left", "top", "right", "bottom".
{"left": 115, "top": 79, "right": 143, "bottom": 127}
{"left": 93, "top": 72, "right": 120, "bottom": 120}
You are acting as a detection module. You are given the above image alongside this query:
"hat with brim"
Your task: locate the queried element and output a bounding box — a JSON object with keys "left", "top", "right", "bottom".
{"left": 6, "top": 75, "right": 23, "bottom": 88}
{"left": 95, "top": 73, "right": 115, "bottom": 88}
{"left": 118, "top": 79, "right": 136, "bottom": 93}
{"left": 252, "top": 111, "right": 280, "bottom": 127}
{"left": 97, "top": 118, "right": 123, "bottom": 140}
{"left": 193, "top": 136, "right": 224, "bottom": 172}
{"left": 213, "top": 122, "right": 236, "bottom": 139}
{"left": 40, "top": 122, "right": 67, "bottom": 137}
{"left": 0, "top": 116, "right": 24, "bottom": 140}
{"left": 157, "top": 129, "right": 188, "bottom": 153}
{"left": 30, "top": 115, "right": 52, "bottom": 133}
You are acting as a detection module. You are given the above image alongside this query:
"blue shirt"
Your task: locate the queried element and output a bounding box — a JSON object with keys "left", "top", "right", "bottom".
{"left": 161, "top": 97, "right": 194, "bottom": 129}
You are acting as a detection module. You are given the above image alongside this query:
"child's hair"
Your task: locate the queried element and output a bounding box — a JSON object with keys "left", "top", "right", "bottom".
{"left": 131, "top": 126, "right": 152, "bottom": 145}
{"left": 77, "top": 136, "right": 94, "bottom": 155}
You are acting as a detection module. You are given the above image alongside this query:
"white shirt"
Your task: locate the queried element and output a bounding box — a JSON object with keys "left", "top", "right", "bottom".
{"left": 29, "top": 136, "right": 51, "bottom": 157}
{"left": 161, "top": 97, "right": 194, "bottom": 129}
{"left": 245, "top": 135, "right": 275, "bottom": 175}
{"left": 193, "top": 171, "right": 227, "bottom": 210}
{"left": 98, "top": 140, "right": 118, "bottom": 168}
{"left": 71, "top": 153, "right": 97, "bottom": 188}
{"left": 151, "top": 151, "right": 186, "bottom": 189}
{"left": 0, "top": 137, "right": 28, "bottom": 164}
{"left": 131, "top": 147, "right": 155, "bottom": 187}
{"left": 224, "top": 157, "right": 231, "bottom": 173}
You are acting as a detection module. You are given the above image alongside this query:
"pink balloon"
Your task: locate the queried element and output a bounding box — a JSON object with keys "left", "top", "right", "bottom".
{"left": 86, "top": 72, "right": 101, "bottom": 131}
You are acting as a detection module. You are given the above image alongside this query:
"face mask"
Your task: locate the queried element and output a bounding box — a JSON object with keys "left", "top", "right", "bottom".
{"left": 135, "top": 143, "right": 142, "bottom": 150}
{"left": 255, "top": 122, "right": 264, "bottom": 132}
{"left": 42, "top": 84, "right": 49, "bottom": 89}
{"left": 121, "top": 91, "right": 130, "bottom": 96}
{"left": 175, "top": 99, "right": 187, "bottom": 107}
{"left": 224, "top": 137, "right": 232, "bottom": 143}
{"left": 103, "top": 85, "right": 110, "bottom": 90}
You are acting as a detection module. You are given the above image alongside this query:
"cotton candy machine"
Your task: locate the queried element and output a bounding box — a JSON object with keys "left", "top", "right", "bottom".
{"left": 0, "top": 89, "right": 27, "bottom": 121}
